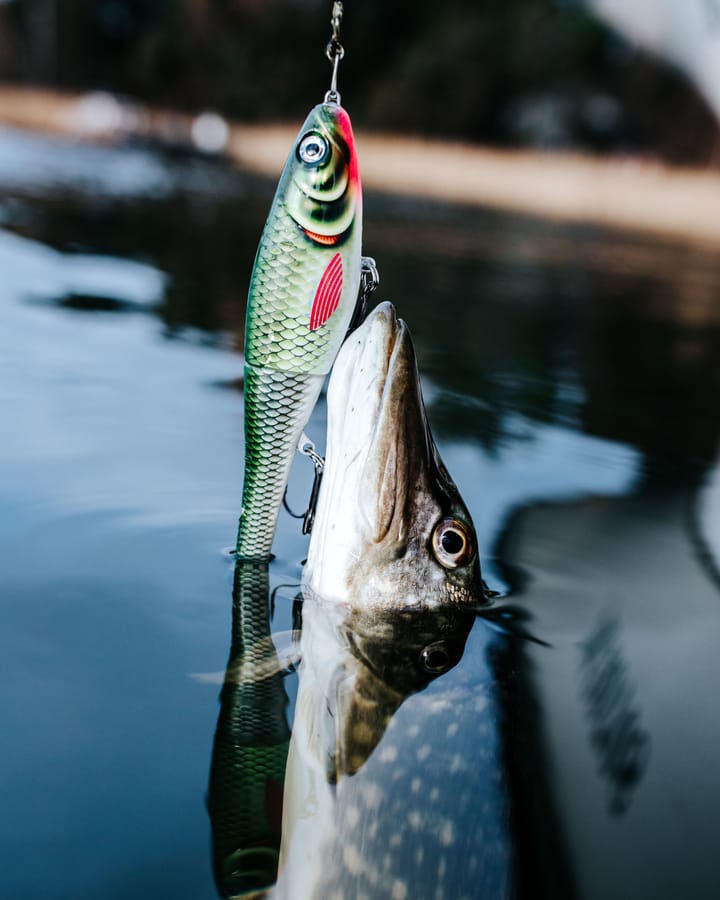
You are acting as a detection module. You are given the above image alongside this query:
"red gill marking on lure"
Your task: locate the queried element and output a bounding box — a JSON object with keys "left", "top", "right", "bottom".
{"left": 311, "top": 265, "right": 342, "bottom": 332}
{"left": 310, "top": 253, "right": 343, "bottom": 331}
{"left": 304, "top": 228, "right": 340, "bottom": 246}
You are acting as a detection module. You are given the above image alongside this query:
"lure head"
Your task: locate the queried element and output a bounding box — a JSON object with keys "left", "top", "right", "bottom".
{"left": 284, "top": 103, "right": 360, "bottom": 246}
{"left": 244, "top": 101, "right": 362, "bottom": 374}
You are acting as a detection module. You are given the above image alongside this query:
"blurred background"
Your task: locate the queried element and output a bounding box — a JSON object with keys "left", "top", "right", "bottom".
{"left": 0, "top": 0, "right": 718, "bottom": 162}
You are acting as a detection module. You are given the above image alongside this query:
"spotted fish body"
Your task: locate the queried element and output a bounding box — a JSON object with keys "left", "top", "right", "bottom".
{"left": 237, "top": 102, "right": 362, "bottom": 560}
{"left": 274, "top": 597, "right": 510, "bottom": 900}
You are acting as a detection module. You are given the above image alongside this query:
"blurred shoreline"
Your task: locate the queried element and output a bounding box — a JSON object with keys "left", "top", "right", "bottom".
{"left": 1, "top": 84, "right": 720, "bottom": 248}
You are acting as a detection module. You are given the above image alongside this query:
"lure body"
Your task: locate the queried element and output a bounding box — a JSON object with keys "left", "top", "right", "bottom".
{"left": 237, "top": 102, "right": 362, "bottom": 559}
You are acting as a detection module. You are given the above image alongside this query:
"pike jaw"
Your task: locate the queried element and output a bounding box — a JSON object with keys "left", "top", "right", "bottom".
{"left": 303, "top": 302, "right": 483, "bottom": 609}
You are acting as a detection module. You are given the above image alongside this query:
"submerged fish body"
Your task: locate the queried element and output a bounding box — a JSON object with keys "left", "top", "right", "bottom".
{"left": 237, "top": 102, "right": 362, "bottom": 560}
{"left": 275, "top": 592, "right": 510, "bottom": 900}
{"left": 289, "top": 593, "right": 476, "bottom": 784}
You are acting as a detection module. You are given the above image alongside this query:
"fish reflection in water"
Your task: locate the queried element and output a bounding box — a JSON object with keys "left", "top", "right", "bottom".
{"left": 208, "top": 303, "right": 513, "bottom": 898}
{"left": 208, "top": 561, "right": 512, "bottom": 900}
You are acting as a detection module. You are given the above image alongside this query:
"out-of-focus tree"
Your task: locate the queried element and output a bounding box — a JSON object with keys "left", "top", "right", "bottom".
{"left": 0, "top": 0, "right": 716, "bottom": 163}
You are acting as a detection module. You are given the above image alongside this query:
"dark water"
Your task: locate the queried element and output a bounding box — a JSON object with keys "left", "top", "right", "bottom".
{"left": 2, "top": 124, "right": 720, "bottom": 899}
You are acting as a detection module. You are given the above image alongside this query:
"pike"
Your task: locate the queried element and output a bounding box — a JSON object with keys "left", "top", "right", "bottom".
{"left": 209, "top": 304, "right": 505, "bottom": 899}
{"left": 279, "top": 305, "right": 506, "bottom": 899}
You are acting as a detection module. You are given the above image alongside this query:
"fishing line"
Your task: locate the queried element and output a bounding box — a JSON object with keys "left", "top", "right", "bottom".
{"left": 325, "top": 1, "right": 345, "bottom": 104}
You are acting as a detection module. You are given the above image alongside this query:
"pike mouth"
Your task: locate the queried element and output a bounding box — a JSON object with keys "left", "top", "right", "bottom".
{"left": 330, "top": 302, "right": 418, "bottom": 536}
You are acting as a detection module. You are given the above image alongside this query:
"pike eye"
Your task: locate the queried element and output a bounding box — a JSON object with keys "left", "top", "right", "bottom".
{"left": 431, "top": 518, "right": 475, "bottom": 569}
{"left": 298, "top": 132, "right": 329, "bottom": 165}
{"left": 420, "top": 641, "right": 451, "bottom": 673}
{"left": 420, "top": 640, "right": 460, "bottom": 674}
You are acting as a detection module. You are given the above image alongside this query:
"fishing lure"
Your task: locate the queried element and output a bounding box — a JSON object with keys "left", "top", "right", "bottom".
{"left": 236, "top": 2, "right": 367, "bottom": 560}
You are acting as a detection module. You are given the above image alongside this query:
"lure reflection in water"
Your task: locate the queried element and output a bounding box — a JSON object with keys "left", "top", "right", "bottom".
{"left": 207, "top": 561, "right": 291, "bottom": 898}
{"left": 209, "top": 304, "right": 514, "bottom": 898}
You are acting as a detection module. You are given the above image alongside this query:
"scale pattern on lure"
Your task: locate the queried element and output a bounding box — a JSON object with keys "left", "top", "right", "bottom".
{"left": 236, "top": 100, "right": 362, "bottom": 560}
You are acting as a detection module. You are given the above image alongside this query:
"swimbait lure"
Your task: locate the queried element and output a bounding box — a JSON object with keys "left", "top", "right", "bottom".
{"left": 236, "top": 4, "right": 362, "bottom": 560}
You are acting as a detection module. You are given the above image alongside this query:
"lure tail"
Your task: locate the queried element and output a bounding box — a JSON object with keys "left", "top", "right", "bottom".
{"left": 237, "top": 367, "right": 324, "bottom": 560}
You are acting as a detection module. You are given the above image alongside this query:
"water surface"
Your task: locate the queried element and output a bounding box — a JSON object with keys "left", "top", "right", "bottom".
{"left": 2, "top": 126, "right": 720, "bottom": 899}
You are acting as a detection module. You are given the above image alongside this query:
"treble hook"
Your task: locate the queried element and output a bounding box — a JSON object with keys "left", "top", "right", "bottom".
{"left": 325, "top": 1, "right": 345, "bottom": 104}
{"left": 282, "top": 433, "right": 325, "bottom": 535}
{"left": 347, "top": 256, "right": 380, "bottom": 334}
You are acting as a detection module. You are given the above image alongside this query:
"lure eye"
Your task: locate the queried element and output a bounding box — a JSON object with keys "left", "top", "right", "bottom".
{"left": 298, "top": 132, "right": 329, "bottom": 165}
{"left": 431, "top": 518, "right": 475, "bottom": 569}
